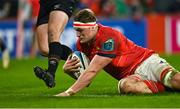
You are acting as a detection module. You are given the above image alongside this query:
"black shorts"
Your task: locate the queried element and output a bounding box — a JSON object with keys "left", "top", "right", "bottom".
{"left": 36, "top": 0, "right": 79, "bottom": 27}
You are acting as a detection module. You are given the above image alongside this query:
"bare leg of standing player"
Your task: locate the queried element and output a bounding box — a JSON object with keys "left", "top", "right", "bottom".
{"left": 33, "top": 0, "right": 79, "bottom": 88}
{"left": 0, "top": 38, "right": 10, "bottom": 69}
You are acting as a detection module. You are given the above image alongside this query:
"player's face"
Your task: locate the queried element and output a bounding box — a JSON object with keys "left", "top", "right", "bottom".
{"left": 75, "top": 27, "right": 96, "bottom": 43}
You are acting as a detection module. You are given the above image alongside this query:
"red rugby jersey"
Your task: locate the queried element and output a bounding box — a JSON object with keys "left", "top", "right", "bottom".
{"left": 76, "top": 24, "right": 154, "bottom": 80}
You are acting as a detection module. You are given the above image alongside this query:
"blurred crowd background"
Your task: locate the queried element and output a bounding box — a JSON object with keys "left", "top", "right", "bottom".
{"left": 0, "top": 0, "right": 180, "bottom": 67}
{"left": 0, "top": 0, "right": 180, "bottom": 20}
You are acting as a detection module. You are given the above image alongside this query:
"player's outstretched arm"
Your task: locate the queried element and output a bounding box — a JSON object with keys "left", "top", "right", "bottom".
{"left": 55, "top": 55, "right": 112, "bottom": 97}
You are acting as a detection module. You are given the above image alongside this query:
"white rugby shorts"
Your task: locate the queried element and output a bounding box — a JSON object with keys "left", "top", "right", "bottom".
{"left": 133, "top": 54, "right": 174, "bottom": 82}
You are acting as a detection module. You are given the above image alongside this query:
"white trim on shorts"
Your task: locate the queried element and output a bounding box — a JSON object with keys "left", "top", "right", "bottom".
{"left": 134, "top": 54, "right": 173, "bottom": 82}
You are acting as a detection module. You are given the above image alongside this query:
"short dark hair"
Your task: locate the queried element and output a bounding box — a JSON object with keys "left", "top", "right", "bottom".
{"left": 74, "top": 9, "right": 97, "bottom": 23}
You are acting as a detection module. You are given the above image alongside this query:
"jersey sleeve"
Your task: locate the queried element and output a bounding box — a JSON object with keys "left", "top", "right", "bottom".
{"left": 97, "top": 30, "right": 120, "bottom": 58}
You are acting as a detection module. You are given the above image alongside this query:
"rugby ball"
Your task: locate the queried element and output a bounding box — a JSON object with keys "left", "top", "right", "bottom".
{"left": 68, "top": 51, "right": 90, "bottom": 79}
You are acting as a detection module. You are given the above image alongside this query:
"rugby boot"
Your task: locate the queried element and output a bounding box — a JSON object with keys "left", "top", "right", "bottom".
{"left": 34, "top": 66, "right": 55, "bottom": 88}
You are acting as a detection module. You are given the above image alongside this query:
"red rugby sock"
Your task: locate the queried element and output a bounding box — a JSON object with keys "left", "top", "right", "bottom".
{"left": 143, "top": 80, "right": 165, "bottom": 93}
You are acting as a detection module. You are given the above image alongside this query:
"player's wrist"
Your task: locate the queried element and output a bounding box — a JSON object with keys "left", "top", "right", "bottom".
{"left": 65, "top": 88, "right": 75, "bottom": 96}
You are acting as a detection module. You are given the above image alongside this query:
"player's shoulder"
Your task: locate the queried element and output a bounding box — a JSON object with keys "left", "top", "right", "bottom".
{"left": 98, "top": 24, "right": 122, "bottom": 40}
{"left": 98, "top": 24, "right": 114, "bottom": 32}
{"left": 99, "top": 24, "right": 120, "bottom": 35}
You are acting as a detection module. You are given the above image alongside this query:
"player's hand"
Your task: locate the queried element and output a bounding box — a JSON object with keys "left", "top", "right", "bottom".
{"left": 54, "top": 88, "right": 75, "bottom": 97}
{"left": 63, "top": 56, "right": 81, "bottom": 73}
{"left": 54, "top": 92, "right": 70, "bottom": 97}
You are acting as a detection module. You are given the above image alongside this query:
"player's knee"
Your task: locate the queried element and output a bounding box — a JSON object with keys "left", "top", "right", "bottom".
{"left": 118, "top": 78, "right": 152, "bottom": 94}
{"left": 121, "top": 81, "right": 133, "bottom": 93}
{"left": 118, "top": 78, "right": 137, "bottom": 94}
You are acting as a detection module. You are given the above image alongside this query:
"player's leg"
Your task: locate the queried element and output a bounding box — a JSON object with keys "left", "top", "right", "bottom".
{"left": 0, "top": 38, "right": 6, "bottom": 52}
{"left": 34, "top": 10, "right": 71, "bottom": 88}
{"left": 34, "top": 24, "right": 57, "bottom": 87}
{"left": 34, "top": 0, "right": 49, "bottom": 56}
{"left": 47, "top": 10, "right": 69, "bottom": 77}
{"left": 0, "top": 38, "right": 10, "bottom": 69}
{"left": 36, "top": 24, "right": 49, "bottom": 56}
{"left": 33, "top": 1, "right": 56, "bottom": 88}
{"left": 30, "top": 18, "right": 39, "bottom": 58}
{"left": 118, "top": 75, "right": 165, "bottom": 94}
{"left": 161, "top": 68, "right": 180, "bottom": 90}
{"left": 118, "top": 77, "right": 152, "bottom": 94}
{"left": 33, "top": 0, "right": 78, "bottom": 88}
{"left": 142, "top": 54, "right": 180, "bottom": 90}
{"left": 45, "top": 0, "right": 79, "bottom": 82}
{"left": 170, "top": 73, "right": 180, "bottom": 89}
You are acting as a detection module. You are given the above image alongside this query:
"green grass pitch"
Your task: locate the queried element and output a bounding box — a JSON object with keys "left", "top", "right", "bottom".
{"left": 0, "top": 55, "right": 180, "bottom": 108}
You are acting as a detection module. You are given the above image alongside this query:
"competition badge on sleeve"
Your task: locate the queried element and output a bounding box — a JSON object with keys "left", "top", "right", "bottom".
{"left": 102, "top": 39, "right": 114, "bottom": 51}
